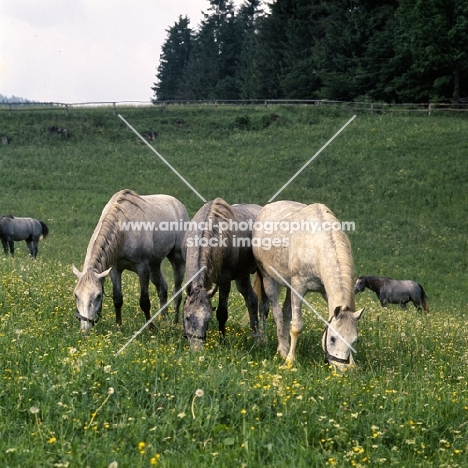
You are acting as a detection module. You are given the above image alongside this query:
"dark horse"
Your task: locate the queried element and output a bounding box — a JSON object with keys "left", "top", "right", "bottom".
{"left": 354, "top": 276, "right": 429, "bottom": 312}
{"left": 182, "top": 198, "right": 265, "bottom": 350}
{"left": 0, "top": 214, "right": 49, "bottom": 258}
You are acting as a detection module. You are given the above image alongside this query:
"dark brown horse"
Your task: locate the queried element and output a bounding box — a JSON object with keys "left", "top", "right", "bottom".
{"left": 182, "top": 198, "right": 265, "bottom": 350}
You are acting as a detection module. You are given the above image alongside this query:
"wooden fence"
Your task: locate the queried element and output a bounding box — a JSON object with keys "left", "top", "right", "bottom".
{"left": 1, "top": 99, "right": 468, "bottom": 116}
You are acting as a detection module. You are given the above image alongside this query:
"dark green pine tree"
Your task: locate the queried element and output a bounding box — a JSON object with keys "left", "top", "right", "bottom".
{"left": 179, "top": 0, "right": 243, "bottom": 100}
{"left": 353, "top": 0, "right": 399, "bottom": 102}
{"left": 391, "top": 0, "right": 468, "bottom": 103}
{"left": 236, "top": 0, "right": 265, "bottom": 100}
{"left": 179, "top": 15, "right": 220, "bottom": 100}
{"left": 279, "top": 0, "right": 327, "bottom": 99}
{"left": 152, "top": 16, "right": 193, "bottom": 101}
{"left": 239, "top": 0, "right": 294, "bottom": 99}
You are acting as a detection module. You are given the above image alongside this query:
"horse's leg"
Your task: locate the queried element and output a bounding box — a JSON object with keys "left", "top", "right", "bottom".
{"left": 235, "top": 276, "right": 259, "bottom": 336}
{"left": 411, "top": 296, "right": 422, "bottom": 312}
{"left": 216, "top": 279, "right": 231, "bottom": 338}
{"left": 137, "top": 267, "right": 155, "bottom": 329}
{"left": 286, "top": 280, "right": 304, "bottom": 364}
{"left": 282, "top": 287, "right": 292, "bottom": 344}
{"left": 379, "top": 294, "right": 388, "bottom": 308}
{"left": 149, "top": 264, "right": 168, "bottom": 319}
{"left": 263, "top": 276, "right": 288, "bottom": 357}
{"left": 30, "top": 239, "right": 39, "bottom": 258}
{"left": 26, "top": 240, "right": 34, "bottom": 258}
{"left": 167, "top": 250, "right": 185, "bottom": 324}
{"left": 110, "top": 268, "right": 123, "bottom": 326}
{"left": 1, "top": 238, "right": 8, "bottom": 254}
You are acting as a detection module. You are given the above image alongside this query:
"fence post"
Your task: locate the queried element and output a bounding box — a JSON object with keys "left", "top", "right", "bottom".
{"left": 113, "top": 102, "right": 116, "bottom": 117}
{"left": 428, "top": 103, "right": 432, "bottom": 116}
{"left": 370, "top": 103, "right": 374, "bottom": 115}
{"left": 65, "top": 104, "right": 69, "bottom": 117}
{"left": 8, "top": 103, "right": 12, "bottom": 116}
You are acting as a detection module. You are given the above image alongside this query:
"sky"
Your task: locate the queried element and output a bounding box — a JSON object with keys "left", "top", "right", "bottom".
{"left": 0, "top": 0, "right": 245, "bottom": 103}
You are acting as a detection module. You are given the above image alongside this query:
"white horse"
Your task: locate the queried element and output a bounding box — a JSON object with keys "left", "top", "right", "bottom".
{"left": 72, "top": 189, "right": 189, "bottom": 332}
{"left": 252, "top": 201, "right": 364, "bottom": 369}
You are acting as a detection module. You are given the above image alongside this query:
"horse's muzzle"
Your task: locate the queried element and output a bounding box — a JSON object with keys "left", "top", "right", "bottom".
{"left": 324, "top": 351, "right": 351, "bottom": 366}
{"left": 183, "top": 332, "right": 206, "bottom": 341}
{"left": 75, "top": 310, "right": 100, "bottom": 327}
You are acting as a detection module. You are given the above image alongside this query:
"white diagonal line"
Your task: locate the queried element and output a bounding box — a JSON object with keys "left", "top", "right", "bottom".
{"left": 268, "top": 115, "right": 356, "bottom": 202}
{"left": 116, "top": 266, "right": 206, "bottom": 355}
{"left": 268, "top": 266, "right": 356, "bottom": 353}
{"left": 118, "top": 114, "right": 207, "bottom": 203}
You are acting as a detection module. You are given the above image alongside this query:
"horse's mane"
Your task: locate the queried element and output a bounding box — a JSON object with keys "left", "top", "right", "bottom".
{"left": 85, "top": 189, "right": 145, "bottom": 272}
{"left": 364, "top": 276, "right": 391, "bottom": 290}
{"left": 317, "top": 205, "right": 355, "bottom": 310}
{"left": 194, "top": 197, "right": 235, "bottom": 290}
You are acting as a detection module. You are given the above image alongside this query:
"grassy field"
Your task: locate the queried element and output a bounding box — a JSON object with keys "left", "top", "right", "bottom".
{"left": 0, "top": 104, "right": 467, "bottom": 467}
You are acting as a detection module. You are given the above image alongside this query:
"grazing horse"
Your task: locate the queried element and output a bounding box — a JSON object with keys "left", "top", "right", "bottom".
{"left": 0, "top": 214, "right": 49, "bottom": 258}
{"left": 354, "top": 276, "right": 429, "bottom": 312}
{"left": 72, "top": 189, "right": 189, "bottom": 332}
{"left": 182, "top": 198, "right": 265, "bottom": 350}
{"left": 252, "top": 201, "right": 364, "bottom": 369}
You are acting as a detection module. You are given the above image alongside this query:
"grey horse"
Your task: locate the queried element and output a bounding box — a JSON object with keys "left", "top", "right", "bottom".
{"left": 72, "top": 189, "right": 189, "bottom": 332}
{"left": 0, "top": 214, "right": 49, "bottom": 258}
{"left": 354, "top": 276, "right": 429, "bottom": 312}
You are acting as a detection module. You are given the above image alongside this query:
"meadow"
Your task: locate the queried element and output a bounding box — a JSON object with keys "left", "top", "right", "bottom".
{"left": 0, "top": 104, "right": 467, "bottom": 467}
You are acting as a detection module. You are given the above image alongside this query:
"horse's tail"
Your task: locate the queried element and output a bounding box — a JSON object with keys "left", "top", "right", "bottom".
{"left": 241, "top": 271, "right": 269, "bottom": 326}
{"left": 252, "top": 271, "right": 263, "bottom": 304}
{"left": 418, "top": 284, "right": 430, "bottom": 312}
{"left": 40, "top": 221, "right": 49, "bottom": 239}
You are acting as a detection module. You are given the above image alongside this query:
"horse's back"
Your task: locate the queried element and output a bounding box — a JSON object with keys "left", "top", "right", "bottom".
{"left": 183, "top": 199, "right": 260, "bottom": 282}
{"left": 228, "top": 203, "right": 263, "bottom": 277}
{"left": 253, "top": 201, "right": 346, "bottom": 277}
{"left": 89, "top": 190, "right": 189, "bottom": 268}
{"left": 253, "top": 201, "right": 355, "bottom": 311}
{"left": 123, "top": 193, "right": 188, "bottom": 259}
{"left": 1, "top": 216, "right": 44, "bottom": 240}
{"left": 142, "top": 193, "right": 189, "bottom": 221}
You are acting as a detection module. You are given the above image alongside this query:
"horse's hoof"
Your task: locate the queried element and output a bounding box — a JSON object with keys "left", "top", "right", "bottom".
{"left": 280, "top": 359, "right": 294, "bottom": 370}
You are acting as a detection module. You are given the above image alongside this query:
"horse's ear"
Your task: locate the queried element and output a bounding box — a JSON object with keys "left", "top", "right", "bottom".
{"left": 207, "top": 284, "right": 218, "bottom": 299}
{"left": 72, "top": 264, "right": 82, "bottom": 278}
{"left": 96, "top": 267, "right": 112, "bottom": 279}
{"left": 333, "top": 306, "right": 342, "bottom": 318}
{"left": 353, "top": 307, "right": 365, "bottom": 321}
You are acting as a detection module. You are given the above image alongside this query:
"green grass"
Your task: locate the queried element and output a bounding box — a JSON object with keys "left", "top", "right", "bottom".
{"left": 0, "top": 105, "right": 467, "bottom": 467}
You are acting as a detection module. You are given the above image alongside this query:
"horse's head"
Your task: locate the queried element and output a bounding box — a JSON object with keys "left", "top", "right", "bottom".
{"left": 354, "top": 277, "right": 366, "bottom": 294}
{"left": 183, "top": 284, "right": 217, "bottom": 350}
{"left": 322, "top": 306, "right": 365, "bottom": 370}
{"left": 72, "top": 265, "right": 111, "bottom": 332}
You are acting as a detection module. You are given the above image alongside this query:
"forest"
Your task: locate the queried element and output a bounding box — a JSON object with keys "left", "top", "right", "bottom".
{"left": 152, "top": 0, "right": 468, "bottom": 104}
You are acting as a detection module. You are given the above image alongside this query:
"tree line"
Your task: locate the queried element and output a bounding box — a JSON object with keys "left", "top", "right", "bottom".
{"left": 152, "top": 0, "right": 468, "bottom": 104}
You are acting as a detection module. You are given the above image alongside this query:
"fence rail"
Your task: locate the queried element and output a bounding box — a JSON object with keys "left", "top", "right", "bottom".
{"left": 1, "top": 99, "right": 468, "bottom": 116}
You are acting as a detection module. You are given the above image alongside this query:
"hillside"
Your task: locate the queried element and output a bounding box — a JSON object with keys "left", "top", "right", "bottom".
{"left": 0, "top": 104, "right": 467, "bottom": 307}
{"left": 0, "top": 104, "right": 468, "bottom": 467}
